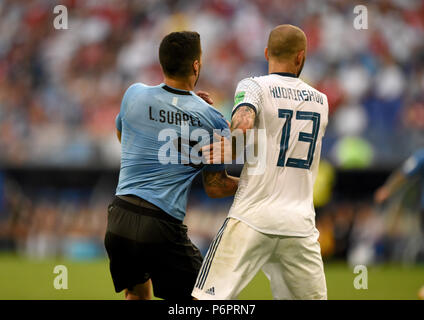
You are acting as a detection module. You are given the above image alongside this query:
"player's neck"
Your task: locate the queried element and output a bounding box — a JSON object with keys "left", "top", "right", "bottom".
{"left": 268, "top": 61, "right": 298, "bottom": 76}
{"left": 164, "top": 77, "right": 194, "bottom": 92}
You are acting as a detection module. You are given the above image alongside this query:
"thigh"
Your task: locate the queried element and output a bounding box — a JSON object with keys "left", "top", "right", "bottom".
{"left": 105, "top": 202, "right": 203, "bottom": 299}
{"left": 125, "top": 280, "right": 153, "bottom": 300}
{"left": 149, "top": 221, "right": 203, "bottom": 300}
{"left": 192, "top": 218, "right": 274, "bottom": 300}
{"left": 104, "top": 204, "right": 151, "bottom": 293}
{"left": 104, "top": 230, "right": 151, "bottom": 293}
{"left": 261, "top": 261, "right": 293, "bottom": 300}
{"left": 275, "top": 231, "right": 327, "bottom": 300}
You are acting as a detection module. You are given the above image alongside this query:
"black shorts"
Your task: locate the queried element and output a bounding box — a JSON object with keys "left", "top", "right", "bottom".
{"left": 104, "top": 196, "right": 203, "bottom": 300}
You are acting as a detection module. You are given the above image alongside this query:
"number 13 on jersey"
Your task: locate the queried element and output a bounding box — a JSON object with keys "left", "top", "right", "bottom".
{"left": 277, "top": 108, "right": 320, "bottom": 170}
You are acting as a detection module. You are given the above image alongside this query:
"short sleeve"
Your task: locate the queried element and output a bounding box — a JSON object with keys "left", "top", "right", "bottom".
{"left": 402, "top": 151, "right": 424, "bottom": 177}
{"left": 115, "top": 83, "right": 145, "bottom": 132}
{"left": 232, "top": 78, "right": 263, "bottom": 117}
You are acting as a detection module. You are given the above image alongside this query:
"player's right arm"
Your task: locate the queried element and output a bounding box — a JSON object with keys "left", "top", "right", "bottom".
{"left": 201, "top": 78, "right": 261, "bottom": 163}
{"left": 230, "top": 105, "right": 256, "bottom": 160}
{"left": 202, "top": 170, "right": 239, "bottom": 198}
{"left": 231, "top": 78, "right": 261, "bottom": 159}
{"left": 231, "top": 78, "right": 260, "bottom": 134}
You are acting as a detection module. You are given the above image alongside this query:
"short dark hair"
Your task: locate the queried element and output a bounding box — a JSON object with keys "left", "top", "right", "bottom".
{"left": 159, "top": 31, "right": 201, "bottom": 78}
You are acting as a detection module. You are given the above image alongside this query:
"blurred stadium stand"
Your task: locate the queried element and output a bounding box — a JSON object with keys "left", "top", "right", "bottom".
{"left": 0, "top": 0, "right": 423, "bottom": 263}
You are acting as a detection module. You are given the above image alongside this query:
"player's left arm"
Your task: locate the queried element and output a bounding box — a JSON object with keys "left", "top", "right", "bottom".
{"left": 201, "top": 111, "right": 239, "bottom": 198}
{"left": 202, "top": 170, "right": 239, "bottom": 198}
{"left": 200, "top": 107, "right": 256, "bottom": 164}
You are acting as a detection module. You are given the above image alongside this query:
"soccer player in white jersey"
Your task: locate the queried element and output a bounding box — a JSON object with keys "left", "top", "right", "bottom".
{"left": 192, "top": 25, "right": 329, "bottom": 300}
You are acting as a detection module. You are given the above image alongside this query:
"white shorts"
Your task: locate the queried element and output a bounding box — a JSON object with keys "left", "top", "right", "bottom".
{"left": 192, "top": 218, "right": 327, "bottom": 300}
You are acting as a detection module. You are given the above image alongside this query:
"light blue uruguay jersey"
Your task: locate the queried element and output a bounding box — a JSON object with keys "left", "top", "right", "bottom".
{"left": 115, "top": 83, "right": 228, "bottom": 221}
{"left": 402, "top": 148, "right": 424, "bottom": 209}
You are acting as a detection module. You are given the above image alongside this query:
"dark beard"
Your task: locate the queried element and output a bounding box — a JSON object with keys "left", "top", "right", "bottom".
{"left": 297, "top": 56, "right": 305, "bottom": 77}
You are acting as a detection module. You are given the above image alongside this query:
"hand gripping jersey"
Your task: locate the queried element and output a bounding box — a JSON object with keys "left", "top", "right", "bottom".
{"left": 228, "top": 73, "right": 329, "bottom": 236}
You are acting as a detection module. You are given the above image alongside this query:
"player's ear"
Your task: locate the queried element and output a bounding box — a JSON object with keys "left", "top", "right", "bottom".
{"left": 193, "top": 59, "right": 200, "bottom": 76}
{"left": 296, "top": 50, "right": 305, "bottom": 66}
{"left": 264, "top": 47, "right": 269, "bottom": 61}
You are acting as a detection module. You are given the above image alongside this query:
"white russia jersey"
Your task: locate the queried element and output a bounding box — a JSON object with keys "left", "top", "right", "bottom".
{"left": 228, "top": 73, "right": 329, "bottom": 236}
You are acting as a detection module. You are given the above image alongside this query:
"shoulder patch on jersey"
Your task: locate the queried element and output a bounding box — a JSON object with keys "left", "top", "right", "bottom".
{"left": 234, "top": 91, "right": 245, "bottom": 105}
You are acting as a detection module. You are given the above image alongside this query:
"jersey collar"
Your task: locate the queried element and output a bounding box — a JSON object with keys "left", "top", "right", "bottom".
{"left": 162, "top": 84, "right": 192, "bottom": 95}
{"left": 271, "top": 72, "right": 298, "bottom": 78}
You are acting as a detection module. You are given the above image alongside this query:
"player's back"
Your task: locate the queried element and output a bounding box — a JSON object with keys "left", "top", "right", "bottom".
{"left": 116, "top": 83, "right": 227, "bottom": 221}
{"left": 229, "top": 73, "right": 329, "bottom": 236}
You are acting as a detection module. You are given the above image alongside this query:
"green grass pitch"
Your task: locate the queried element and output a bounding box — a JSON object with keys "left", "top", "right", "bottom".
{"left": 0, "top": 254, "right": 423, "bottom": 300}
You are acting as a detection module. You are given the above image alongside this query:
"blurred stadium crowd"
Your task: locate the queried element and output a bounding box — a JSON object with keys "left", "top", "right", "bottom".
{"left": 0, "top": 178, "right": 424, "bottom": 265}
{"left": 0, "top": 0, "right": 423, "bottom": 167}
{"left": 0, "top": 0, "right": 423, "bottom": 263}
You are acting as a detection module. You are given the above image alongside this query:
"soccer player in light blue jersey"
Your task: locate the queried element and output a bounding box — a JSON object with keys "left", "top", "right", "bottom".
{"left": 104, "top": 31, "right": 239, "bottom": 300}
